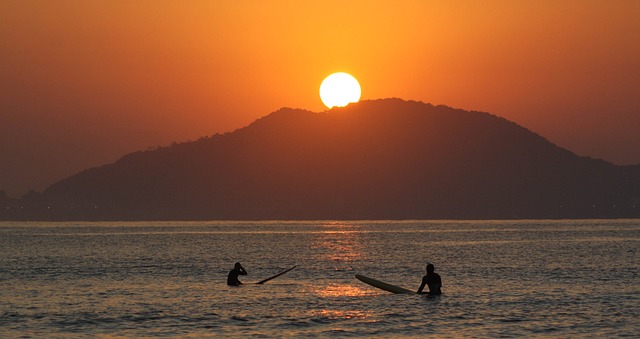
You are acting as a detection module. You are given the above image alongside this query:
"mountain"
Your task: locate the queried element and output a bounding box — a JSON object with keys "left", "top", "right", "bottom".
{"left": 3, "top": 98, "right": 640, "bottom": 220}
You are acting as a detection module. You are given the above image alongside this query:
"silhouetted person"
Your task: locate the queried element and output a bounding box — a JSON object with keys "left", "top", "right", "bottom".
{"left": 417, "top": 263, "right": 442, "bottom": 295}
{"left": 227, "top": 262, "right": 247, "bottom": 286}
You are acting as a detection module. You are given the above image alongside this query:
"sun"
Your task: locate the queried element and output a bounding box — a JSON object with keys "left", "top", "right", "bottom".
{"left": 319, "top": 72, "right": 361, "bottom": 109}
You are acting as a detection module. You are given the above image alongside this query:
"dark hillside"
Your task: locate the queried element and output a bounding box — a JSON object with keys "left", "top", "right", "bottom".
{"left": 4, "top": 99, "right": 639, "bottom": 220}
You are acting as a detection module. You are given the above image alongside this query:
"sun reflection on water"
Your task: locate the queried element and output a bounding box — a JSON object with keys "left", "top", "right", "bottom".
{"left": 312, "top": 222, "right": 366, "bottom": 262}
{"left": 312, "top": 309, "right": 372, "bottom": 320}
{"left": 307, "top": 282, "right": 378, "bottom": 323}
{"left": 314, "top": 283, "right": 370, "bottom": 298}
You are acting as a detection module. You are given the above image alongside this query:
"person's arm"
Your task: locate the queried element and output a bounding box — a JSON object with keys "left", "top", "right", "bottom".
{"left": 239, "top": 266, "right": 247, "bottom": 275}
{"left": 417, "top": 276, "right": 427, "bottom": 294}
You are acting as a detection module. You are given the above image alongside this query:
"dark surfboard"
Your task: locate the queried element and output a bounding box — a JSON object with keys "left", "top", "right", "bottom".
{"left": 256, "top": 266, "right": 297, "bottom": 284}
{"left": 355, "top": 274, "right": 415, "bottom": 294}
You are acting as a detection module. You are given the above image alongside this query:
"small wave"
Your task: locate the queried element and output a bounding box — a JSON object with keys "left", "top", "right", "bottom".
{"left": 499, "top": 318, "right": 526, "bottom": 323}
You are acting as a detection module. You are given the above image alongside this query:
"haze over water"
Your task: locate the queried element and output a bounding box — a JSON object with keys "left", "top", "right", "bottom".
{"left": 1, "top": 220, "right": 638, "bottom": 337}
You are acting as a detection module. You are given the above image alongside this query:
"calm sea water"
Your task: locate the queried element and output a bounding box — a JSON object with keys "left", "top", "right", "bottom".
{"left": 1, "top": 220, "right": 638, "bottom": 337}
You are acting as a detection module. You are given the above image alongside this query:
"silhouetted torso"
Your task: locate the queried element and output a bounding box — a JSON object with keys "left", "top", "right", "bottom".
{"left": 419, "top": 273, "right": 442, "bottom": 295}
{"left": 418, "top": 264, "right": 442, "bottom": 295}
{"left": 227, "top": 263, "right": 247, "bottom": 286}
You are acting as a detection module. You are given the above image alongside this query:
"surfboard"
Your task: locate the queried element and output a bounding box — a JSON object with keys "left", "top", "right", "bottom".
{"left": 355, "top": 274, "right": 415, "bottom": 294}
{"left": 255, "top": 265, "right": 297, "bottom": 284}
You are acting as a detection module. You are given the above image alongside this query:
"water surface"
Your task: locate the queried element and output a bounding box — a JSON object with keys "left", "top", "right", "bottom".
{"left": 1, "top": 220, "right": 638, "bottom": 337}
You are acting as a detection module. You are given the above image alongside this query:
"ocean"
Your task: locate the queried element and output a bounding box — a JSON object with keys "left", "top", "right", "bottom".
{"left": 1, "top": 220, "right": 638, "bottom": 337}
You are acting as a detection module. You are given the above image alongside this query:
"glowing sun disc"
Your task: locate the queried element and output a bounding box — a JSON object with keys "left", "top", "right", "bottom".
{"left": 319, "top": 72, "right": 361, "bottom": 108}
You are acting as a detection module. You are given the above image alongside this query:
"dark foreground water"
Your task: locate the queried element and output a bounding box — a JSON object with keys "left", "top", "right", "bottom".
{"left": 1, "top": 220, "right": 638, "bottom": 337}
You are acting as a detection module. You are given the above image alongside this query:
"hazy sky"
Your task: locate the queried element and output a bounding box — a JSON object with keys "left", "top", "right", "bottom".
{"left": 1, "top": 1, "right": 639, "bottom": 197}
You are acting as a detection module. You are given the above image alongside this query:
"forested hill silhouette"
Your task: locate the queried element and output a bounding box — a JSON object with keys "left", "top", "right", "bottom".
{"left": 4, "top": 98, "right": 640, "bottom": 220}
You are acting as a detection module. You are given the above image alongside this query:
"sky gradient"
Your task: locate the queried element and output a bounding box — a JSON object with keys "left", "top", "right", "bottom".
{"left": 1, "top": 1, "right": 639, "bottom": 197}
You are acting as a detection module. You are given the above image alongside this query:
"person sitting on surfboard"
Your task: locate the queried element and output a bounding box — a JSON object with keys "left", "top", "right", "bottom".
{"left": 227, "top": 262, "right": 247, "bottom": 286}
{"left": 417, "top": 263, "right": 442, "bottom": 295}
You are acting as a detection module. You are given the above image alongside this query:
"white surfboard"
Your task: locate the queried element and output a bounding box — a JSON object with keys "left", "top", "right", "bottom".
{"left": 355, "top": 274, "right": 415, "bottom": 294}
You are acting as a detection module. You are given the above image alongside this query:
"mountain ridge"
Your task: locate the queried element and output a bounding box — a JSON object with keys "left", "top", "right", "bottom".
{"left": 3, "top": 98, "right": 639, "bottom": 220}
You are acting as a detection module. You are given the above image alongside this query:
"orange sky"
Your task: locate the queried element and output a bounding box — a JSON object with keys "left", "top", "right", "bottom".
{"left": 1, "top": 1, "right": 639, "bottom": 197}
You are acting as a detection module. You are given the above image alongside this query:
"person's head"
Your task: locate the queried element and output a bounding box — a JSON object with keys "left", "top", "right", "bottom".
{"left": 234, "top": 262, "right": 243, "bottom": 269}
{"left": 426, "top": 263, "right": 435, "bottom": 274}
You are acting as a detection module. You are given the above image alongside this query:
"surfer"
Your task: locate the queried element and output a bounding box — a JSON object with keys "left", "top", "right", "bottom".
{"left": 227, "top": 262, "right": 247, "bottom": 286}
{"left": 417, "top": 263, "right": 442, "bottom": 295}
